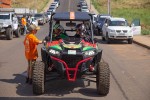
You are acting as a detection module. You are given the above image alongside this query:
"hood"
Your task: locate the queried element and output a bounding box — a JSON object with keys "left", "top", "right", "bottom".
{"left": 0, "top": 19, "right": 11, "bottom": 27}
{"left": 0, "top": 19, "right": 11, "bottom": 23}
{"left": 46, "top": 38, "right": 96, "bottom": 51}
{"left": 108, "top": 26, "right": 131, "bottom": 30}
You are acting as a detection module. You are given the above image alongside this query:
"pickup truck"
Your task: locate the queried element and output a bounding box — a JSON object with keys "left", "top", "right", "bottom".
{"left": 0, "top": 8, "right": 21, "bottom": 40}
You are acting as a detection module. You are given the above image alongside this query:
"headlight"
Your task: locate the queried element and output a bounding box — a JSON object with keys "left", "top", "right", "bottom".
{"left": 84, "top": 50, "right": 95, "bottom": 56}
{"left": 110, "top": 30, "right": 115, "bottom": 32}
{"left": 49, "top": 49, "right": 60, "bottom": 55}
{"left": 3, "top": 24, "right": 8, "bottom": 27}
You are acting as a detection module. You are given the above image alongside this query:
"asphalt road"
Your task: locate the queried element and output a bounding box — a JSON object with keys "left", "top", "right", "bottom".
{"left": 0, "top": 0, "right": 150, "bottom": 100}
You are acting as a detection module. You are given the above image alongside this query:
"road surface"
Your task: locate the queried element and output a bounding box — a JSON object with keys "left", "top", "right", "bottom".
{"left": 0, "top": 0, "right": 150, "bottom": 100}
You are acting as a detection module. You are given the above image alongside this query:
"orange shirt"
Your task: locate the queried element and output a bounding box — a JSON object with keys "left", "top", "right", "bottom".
{"left": 21, "top": 17, "right": 27, "bottom": 26}
{"left": 24, "top": 33, "right": 40, "bottom": 60}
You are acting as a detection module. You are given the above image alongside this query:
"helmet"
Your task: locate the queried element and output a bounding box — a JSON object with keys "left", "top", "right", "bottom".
{"left": 76, "top": 24, "right": 86, "bottom": 37}
{"left": 53, "top": 24, "right": 64, "bottom": 37}
{"left": 76, "top": 24, "right": 85, "bottom": 31}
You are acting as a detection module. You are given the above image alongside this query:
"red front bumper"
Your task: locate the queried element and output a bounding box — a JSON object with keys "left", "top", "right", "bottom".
{"left": 51, "top": 56, "right": 92, "bottom": 81}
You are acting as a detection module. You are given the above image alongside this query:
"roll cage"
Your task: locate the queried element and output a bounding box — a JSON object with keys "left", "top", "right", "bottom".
{"left": 49, "top": 12, "right": 95, "bottom": 43}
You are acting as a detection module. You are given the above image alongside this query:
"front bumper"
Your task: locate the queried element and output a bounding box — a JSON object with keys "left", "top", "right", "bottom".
{"left": 51, "top": 56, "right": 92, "bottom": 81}
{"left": 108, "top": 32, "right": 133, "bottom": 40}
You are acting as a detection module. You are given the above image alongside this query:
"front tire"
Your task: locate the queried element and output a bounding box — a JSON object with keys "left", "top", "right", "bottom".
{"left": 33, "top": 61, "right": 45, "bottom": 95}
{"left": 15, "top": 27, "right": 21, "bottom": 38}
{"left": 106, "top": 33, "right": 111, "bottom": 44}
{"left": 96, "top": 62, "right": 110, "bottom": 96}
{"left": 6, "top": 28, "right": 13, "bottom": 40}
{"left": 128, "top": 38, "right": 133, "bottom": 44}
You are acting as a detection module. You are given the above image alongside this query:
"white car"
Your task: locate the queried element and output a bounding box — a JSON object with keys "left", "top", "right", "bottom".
{"left": 48, "top": 6, "right": 56, "bottom": 13}
{"left": 51, "top": 2, "right": 59, "bottom": 8}
{"left": 46, "top": 12, "right": 51, "bottom": 20}
{"left": 31, "top": 17, "right": 38, "bottom": 26}
{"left": 50, "top": 3, "right": 57, "bottom": 9}
{"left": 102, "top": 17, "right": 133, "bottom": 44}
{"left": 81, "top": 6, "right": 89, "bottom": 12}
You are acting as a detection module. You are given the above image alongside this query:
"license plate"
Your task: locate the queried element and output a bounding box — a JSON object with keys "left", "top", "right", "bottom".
{"left": 68, "top": 50, "right": 76, "bottom": 55}
{"left": 119, "top": 33, "right": 125, "bottom": 35}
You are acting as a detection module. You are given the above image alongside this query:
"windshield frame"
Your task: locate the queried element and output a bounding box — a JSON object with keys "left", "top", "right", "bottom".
{"left": 109, "top": 20, "right": 128, "bottom": 26}
{"left": 0, "top": 14, "right": 10, "bottom": 20}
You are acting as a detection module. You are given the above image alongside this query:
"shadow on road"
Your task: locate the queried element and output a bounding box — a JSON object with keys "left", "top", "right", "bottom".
{"left": 94, "top": 37, "right": 129, "bottom": 45}
{"left": 0, "top": 35, "right": 7, "bottom": 40}
{"left": 0, "top": 97, "right": 92, "bottom": 100}
{"left": 0, "top": 73, "right": 102, "bottom": 98}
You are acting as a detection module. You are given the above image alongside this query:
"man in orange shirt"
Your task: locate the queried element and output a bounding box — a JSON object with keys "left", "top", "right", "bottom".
{"left": 24, "top": 24, "right": 42, "bottom": 84}
{"left": 21, "top": 15, "right": 27, "bottom": 35}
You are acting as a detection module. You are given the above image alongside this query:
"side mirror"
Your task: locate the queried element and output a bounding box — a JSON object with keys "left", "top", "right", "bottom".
{"left": 105, "top": 23, "right": 108, "bottom": 27}
{"left": 131, "top": 23, "right": 135, "bottom": 27}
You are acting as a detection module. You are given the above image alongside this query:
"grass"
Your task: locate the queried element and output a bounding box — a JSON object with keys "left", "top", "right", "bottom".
{"left": 91, "top": 0, "right": 150, "bottom": 35}
{"left": 11, "top": 0, "right": 50, "bottom": 13}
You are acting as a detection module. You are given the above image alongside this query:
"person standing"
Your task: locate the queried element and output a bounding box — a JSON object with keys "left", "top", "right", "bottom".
{"left": 21, "top": 15, "right": 27, "bottom": 35}
{"left": 23, "top": 24, "right": 42, "bottom": 84}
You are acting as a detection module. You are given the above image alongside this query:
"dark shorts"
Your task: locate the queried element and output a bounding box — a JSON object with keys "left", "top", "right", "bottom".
{"left": 28, "top": 60, "right": 36, "bottom": 68}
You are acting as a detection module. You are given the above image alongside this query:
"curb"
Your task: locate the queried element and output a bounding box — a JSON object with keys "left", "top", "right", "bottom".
{"left": 133, "top": 40, "right": 150, "bottom": 49}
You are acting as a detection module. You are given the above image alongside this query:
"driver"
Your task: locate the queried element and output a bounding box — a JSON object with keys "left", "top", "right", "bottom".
{"left": 75, "top": 23, "right": 91, "bottom": 42}
{"left": 53, "top": 21, "right": 68, "bottom": 40}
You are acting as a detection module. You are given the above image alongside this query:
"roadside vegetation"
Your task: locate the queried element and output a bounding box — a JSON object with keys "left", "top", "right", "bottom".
{"left": 12, "top": 0, "right": 49, "bottom": 12}
{"left": 92, "top": 0, "right": 150, "bottom": 35}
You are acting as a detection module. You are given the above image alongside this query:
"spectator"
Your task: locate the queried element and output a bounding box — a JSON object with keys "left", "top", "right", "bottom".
{"left": 75, "top": 23, "right": 92, "bottom": 42}
{"left": 21, "top": 15, "right": 27, "bottom": 35}
{"left": 23, "top": 24, "right": 42, "bottom": 84}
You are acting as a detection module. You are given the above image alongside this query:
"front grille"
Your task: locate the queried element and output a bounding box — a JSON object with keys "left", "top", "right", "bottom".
{"left": 116, "top": 30, "right": 128, "bottom": 33}
{"left": 116, "top": 30, "right": 121, "bottom": 33}
{"left": 116, "top": 36, "right": 127, "bottom": 39}
{"left": 61, "top": 55, "right": 83, "bottom": 68}
{"left": 123, "top": 30, "right": 127, "bottom": 33}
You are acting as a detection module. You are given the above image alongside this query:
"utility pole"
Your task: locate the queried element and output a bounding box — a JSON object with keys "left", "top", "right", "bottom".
{"left": 108, "top": 0, "right": 111, "bottom": 15}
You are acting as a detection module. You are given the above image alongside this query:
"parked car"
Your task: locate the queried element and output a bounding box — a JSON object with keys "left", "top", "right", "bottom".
{"left": 102, "top": 17, "right": 134, "bottom": 44}
{"left": 0, "top": 8, "right": 21, "bottom": 40}
{"left": 51, "top": 2, "right": 59, "bottom": 8}
{"left": 49, "top": 4, "right": 57, "bottom": 9}
{"left": 44, "top": 13, "right": 49, "bottom": 22}
{"left": 54, "top": 0, "right": 60, "bottom": 5}
{"left": 48, "top": 6, "right": 56, "bottom": 13}
{"left": 78, "top": 0, "right": 86, "bottom": 7}
{"left": 34, "top": 13, "right": 46, "bottom": 25}
{"left": 46, "top": 12, "right": 51, "bottom": 20}
{"left": 80, "top": 2, "right": 87, "bottom": 7}
{"left": 93, "top": 14, "right": 111, "bottom": 35}
{"left": 31, "top": 17, "right": 38, "bottom": 26}
{"left": 81, "top": 6, "right": 89, "bottom": 12}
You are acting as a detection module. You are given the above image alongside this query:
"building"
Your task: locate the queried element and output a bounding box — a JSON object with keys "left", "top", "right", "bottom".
{"left": 0, "top": 0, "right": 11, "bottom": 8}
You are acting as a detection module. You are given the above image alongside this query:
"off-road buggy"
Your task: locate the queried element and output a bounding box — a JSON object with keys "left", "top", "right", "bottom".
{"left": 33, "top": 12, "right": 110, "bottom": 95}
